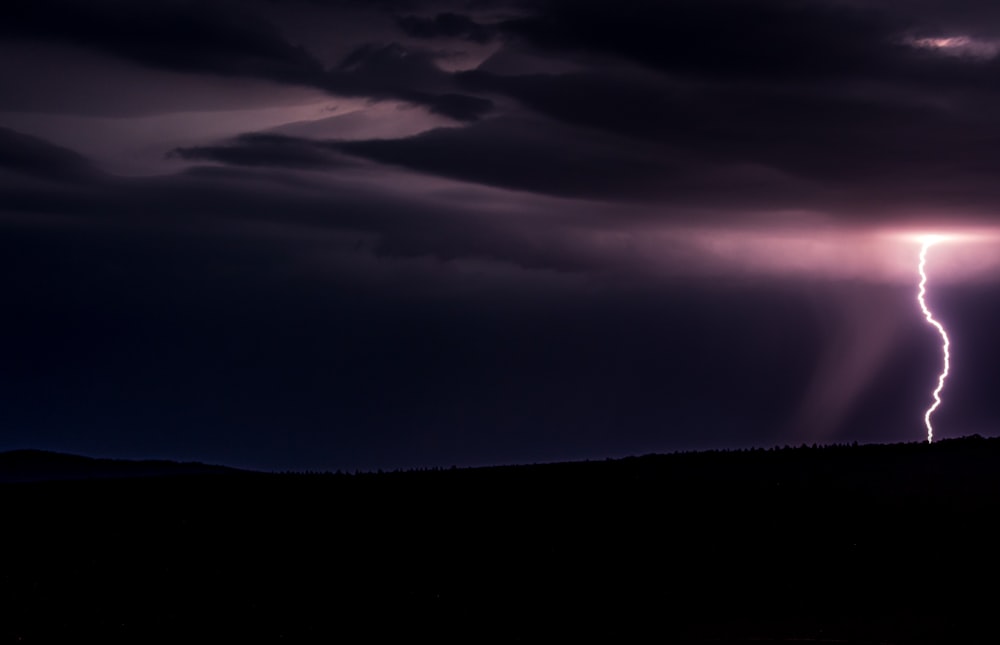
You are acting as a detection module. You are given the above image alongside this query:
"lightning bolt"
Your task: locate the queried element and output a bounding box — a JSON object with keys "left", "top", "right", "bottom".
{"left": 917, "top": 237, "right": 950, "bottom": 443}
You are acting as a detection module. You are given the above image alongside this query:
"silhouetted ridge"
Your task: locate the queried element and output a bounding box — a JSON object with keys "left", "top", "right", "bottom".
{"left": 0, "top": 449, "right": 246, "bottom": 483}
{"left": 4, "top": 436, "right": 1000, "bottom": 642}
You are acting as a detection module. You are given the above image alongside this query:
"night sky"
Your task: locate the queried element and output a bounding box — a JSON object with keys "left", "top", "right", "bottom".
{"left": 3, "top": 0, "right": 1000, "bottom": 472}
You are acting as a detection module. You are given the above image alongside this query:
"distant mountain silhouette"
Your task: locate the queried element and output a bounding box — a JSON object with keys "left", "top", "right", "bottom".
{"left": 0, "top": 449, "right": 248, "bottom": 483}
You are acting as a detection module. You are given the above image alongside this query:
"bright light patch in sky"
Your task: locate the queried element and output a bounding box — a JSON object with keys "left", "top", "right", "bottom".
{"left": 644, "top": 226, "right": 1000, "bottom": 285}
{"left": 907, "top": 35, "right": 1000, "bottom": 59}
{"left": 917, "top": 236, "right": 951, "bottom": 443}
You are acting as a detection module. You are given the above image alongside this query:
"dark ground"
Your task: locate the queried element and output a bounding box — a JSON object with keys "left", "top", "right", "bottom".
{"left": 3, "top": 437, "right": 1000, "bottom": 643}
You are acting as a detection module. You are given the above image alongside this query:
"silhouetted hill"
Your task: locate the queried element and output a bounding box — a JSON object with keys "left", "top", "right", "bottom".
{"left": 3, "top": 436, "right": 999, "bottom": 643}
{"left": 0, "top": 449, "right": 247, "bottom": 483}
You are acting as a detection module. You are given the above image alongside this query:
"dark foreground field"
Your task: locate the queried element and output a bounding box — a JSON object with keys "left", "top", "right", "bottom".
{"left": 3, "top": 437, "right": 1000, "bottom": 643}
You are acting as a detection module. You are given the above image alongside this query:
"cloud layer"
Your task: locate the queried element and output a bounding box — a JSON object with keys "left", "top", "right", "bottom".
{"left": 4, "top": 0, "right": 1000, "bottom": 469}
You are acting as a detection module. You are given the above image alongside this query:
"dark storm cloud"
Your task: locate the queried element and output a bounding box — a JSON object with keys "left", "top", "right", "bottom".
{"left": 412, "top": 92, "right": 493, "bottom": 121}
{"left": 4, "top": 0, "right": 327, "bottom": 84}
{"left": 149, "top": 0, "right": 1000, "bottom": 221}
{"left": 490, "top": 0, "right": 1000, "bottom": 97}
{"left": 166, "top": 121, "right": 627, "bottom": 198}
{"left": 0, "top": 127, "right": 103, "bottom": 183}
{"left": 172, "top": 133, "right": 353, "bottom": 170}
{"left": 330, "top": 43, "right": 494, "bottom": 120}
{"left": 9, "top": 0, "right": 1000, "bottom": 217}
{"left": 4, "top": 0, "right": 493, "bottom": 121}
{"left": 499, "top": 0, "right": 899, "bottom": 80}
{"left": 2, "top": 129, "right": 622, "bottom": 277}
{"left": 179, "top": 94, "right": 1000, "bottom": 221}
{"left": 160, "top": 97, "right": 1000, "bottom": 223}
{"left": 397, "top": 12, "right": 497, "bottom": 43}
{"left": 365, "top": 0, "right": 1000, "bottom": 221}
{"left": 462, "top": 0, "right": 1000, "bottom": 189}
{"left": 457, "top": 68, "right": 1000, "bottom": 185}
{"left": 172, "top": 120, "right": 804, "bottom": 206}
{"left": 336, "top": 117, "right": 683, "bottom": 200}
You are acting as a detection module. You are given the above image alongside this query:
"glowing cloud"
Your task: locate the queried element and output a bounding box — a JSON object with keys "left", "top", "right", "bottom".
{"left": 917, "top": 236, "right": 951, "bottom": 442}
{"left": 906, "top": 34, "right": 1000, "bottom": 59}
